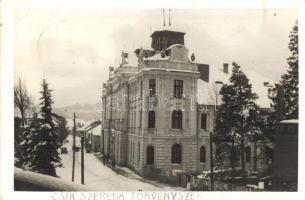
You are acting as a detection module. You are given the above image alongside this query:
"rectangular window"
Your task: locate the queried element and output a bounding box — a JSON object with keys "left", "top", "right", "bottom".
{"left": 148, "top": 111, "right": 155, "bottom": 128}
{"left": 200, "top": 146, "right": 206, "bottom": 163}
{"left": 174, "top": 80, "right": 183, "bottom": 99}
{"left": 172, "top": 111, "right": 182, "bottom": 129}
{"left": 201, "top": 113, "right": 207, "bottom": 130}
{"left": 149, "top": 79, "right": 156, "bottom": 97}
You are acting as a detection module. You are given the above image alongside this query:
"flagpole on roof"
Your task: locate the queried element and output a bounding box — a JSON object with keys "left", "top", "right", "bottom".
{"left": 169, "top": 9, "right": 171, "bottom": 26}
{"left": 163, "top": 9, "right": 165, "bottom": 27}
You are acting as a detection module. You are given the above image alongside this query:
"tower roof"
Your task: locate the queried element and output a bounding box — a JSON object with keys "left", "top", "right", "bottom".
{"left": 150, "top": 29, "right": 185, "bottom": 51}
{"left": 150, "top": 29, "right": 185, "bottom": 37}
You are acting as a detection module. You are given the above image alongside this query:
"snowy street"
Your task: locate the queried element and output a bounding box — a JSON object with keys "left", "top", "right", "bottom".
{"left": 57, "top": 136, "right": 184, "bottom": 191}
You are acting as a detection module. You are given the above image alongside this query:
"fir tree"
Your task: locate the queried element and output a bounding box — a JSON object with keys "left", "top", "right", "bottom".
{"left": 29, "top": 79, "right": 62, "bottom": 176}
{"left": 14, "top": 116, "right": 24, "bottom": 168}
{"left": 215, "top": 62, "right": 262, "bottom": 177}
{"left": 264, "top": 21, "right": 298, "bottom": 151}
{"left": 268, "top": 21, "right": 298, "bottom": 121}
{"left": 17, "top": 113, "right": 42, "bottom": 170}
{"left": 281, "top": 21, "right": 298, "bottom": 119}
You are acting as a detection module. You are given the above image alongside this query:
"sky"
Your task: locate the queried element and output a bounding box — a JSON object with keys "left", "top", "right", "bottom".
{"left": 14, "top": 8, "right": 297, "bottom": 107}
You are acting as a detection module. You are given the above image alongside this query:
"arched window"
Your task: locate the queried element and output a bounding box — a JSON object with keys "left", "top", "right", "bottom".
{"left": 146, "top": 146, "right": 154, "bottom": 165}
{"left": 148, "top": 111, "right": 155, "bottom": 128}
{"left": 171, "top": 144, "right": 182, "bottom": 164}
{"left": 172, "top": 110, "right": 182, "bottom": 129}
{"left": 245, "top": 146, "right": 251, "bottom": 163}
{"left": 200, "top": 146, "right": 206, "bottom": 163}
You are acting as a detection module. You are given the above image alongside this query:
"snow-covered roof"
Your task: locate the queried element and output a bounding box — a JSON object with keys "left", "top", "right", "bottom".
{"left": 66, "top": 118, "right": 90, "bottom": 130}
{"left": 166, "top": 44, "right": 185, "bottom": 51}
{"left": 121, "top": 51, "right": 139, "bottom": 67}
{"left": 90, "top": 125, "right": 102, "bottom": 136}
{"left": 197, "top": 64, "right": 274, "bottom": 108}
{"left": 280, "top": 119, "right": 298, "bottom": 124}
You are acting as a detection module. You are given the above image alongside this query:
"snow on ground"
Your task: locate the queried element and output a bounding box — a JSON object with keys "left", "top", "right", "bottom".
{"left": 57, "top": 135, "right": 183, "bottom": 191}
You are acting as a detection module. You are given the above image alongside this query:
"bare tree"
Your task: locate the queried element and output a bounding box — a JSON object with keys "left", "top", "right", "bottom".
{"left": 14, "top": 77, "right": 32, "bottom": 125}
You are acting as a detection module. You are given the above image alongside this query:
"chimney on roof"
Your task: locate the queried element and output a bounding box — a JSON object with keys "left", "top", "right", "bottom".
{"left": 121, "top": 51, "right": 128, "bottom": 64}
{"left": 197, "top": 64, "right": 209, "bottom": 82}
{"left": 263, "top": 82, "right": 270, "bottom": 87}
{"left": 223, "top": 63, "right": 229, "bottom": 74}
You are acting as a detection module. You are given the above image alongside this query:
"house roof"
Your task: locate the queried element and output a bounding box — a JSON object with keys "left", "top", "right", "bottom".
{"left": 90, "top": 125, "right": 102, "bottom": 136}
{"left": 121, "top": 51, "right": 139, "bottom": 67}
{"left": 197, "top": 64, "right": 274, "bottom": 108}
{"left": 84, "top": 120, "right": 101, "bottom": 132}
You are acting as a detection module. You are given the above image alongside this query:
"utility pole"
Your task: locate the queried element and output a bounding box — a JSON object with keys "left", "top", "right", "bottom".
{"left": 210, "top": 131, "right": 214, "bottom": 191}
{"left": 108, "top": 82, "right": 113, "bottom": 163}
{"left": 81, "top": 136, "right": 85, "bottom": 184}
{"left": 210, "top": 81, "right": 222, "bottom": 191}
{"left": 72, "top": 112, "right": 76, "bottom": 182}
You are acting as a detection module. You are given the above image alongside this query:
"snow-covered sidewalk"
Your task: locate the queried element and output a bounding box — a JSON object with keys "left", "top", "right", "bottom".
{"left": 57, "top": 136, "right": 185, "bottom": 191}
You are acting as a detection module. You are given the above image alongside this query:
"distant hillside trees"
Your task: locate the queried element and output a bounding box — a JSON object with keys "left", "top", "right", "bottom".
{"left": 53, "top": 113, "right": 70, "bottom": 144}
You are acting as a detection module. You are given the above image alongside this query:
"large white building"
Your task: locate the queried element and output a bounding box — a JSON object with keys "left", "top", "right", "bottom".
{"left": 100, "top": 27, "right": 273, "bottom": 185}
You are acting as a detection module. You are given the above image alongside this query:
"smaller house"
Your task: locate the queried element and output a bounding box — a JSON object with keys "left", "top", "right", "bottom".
{"left": 272, "top": 119, "right": 298, "bottom": 191}
{"left": 89, "top": 125, "right": 102, "bottom": 152}
{"left": 83, "top": 121, "right": 102, "bottom": 153}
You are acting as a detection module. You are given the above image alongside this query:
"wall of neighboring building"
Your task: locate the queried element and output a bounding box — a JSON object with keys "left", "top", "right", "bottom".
{"left": 92, "top": 135, "right": 101, "bottom": 152}
{"left": 115, "top": 131, "right": 128, "bottom": 166}
{"left": 101, "top": 129, "right": 109, "bottom": 156}
{"left": 272, "top": 121, "right": 298, "bottom": 185}
{"left": 127, "top": 134, "right": 143, "bottom": 172}
{"left": 101, "top": 66, "right": 135, "bottom": 164}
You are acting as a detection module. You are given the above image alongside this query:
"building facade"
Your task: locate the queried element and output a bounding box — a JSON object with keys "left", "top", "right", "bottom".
{"left": 101, "top": 28, "right": 273, "bottom": 184}
{"left": 101, "top": 29, "right": 213, "bottom": 184}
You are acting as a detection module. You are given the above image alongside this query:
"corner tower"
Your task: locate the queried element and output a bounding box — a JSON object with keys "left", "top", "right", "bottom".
{"left": 151, "top": 30, "right": 185, "bottom": 51}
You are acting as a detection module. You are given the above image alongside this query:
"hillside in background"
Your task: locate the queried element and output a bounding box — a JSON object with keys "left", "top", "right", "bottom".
{"left": 53, "top": 103, "right": 101, "bottom": 122}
